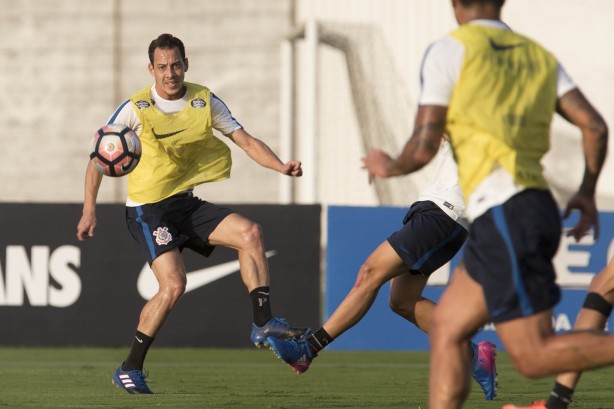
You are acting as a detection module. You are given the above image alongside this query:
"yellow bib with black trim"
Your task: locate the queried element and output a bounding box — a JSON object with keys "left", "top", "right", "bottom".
{"left": 127, "top": 82, "right": 231, "bottom": 203}
{"left": 447, "top": 24, "right": 558, "bottom": 198}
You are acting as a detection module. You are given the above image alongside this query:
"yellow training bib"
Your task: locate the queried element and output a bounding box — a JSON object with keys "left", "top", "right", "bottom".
{"left": 446, "top": 24, "right": 558, "bottom": 198}
{"left": 127, "top": 83, "right": 232, "bottom": 203}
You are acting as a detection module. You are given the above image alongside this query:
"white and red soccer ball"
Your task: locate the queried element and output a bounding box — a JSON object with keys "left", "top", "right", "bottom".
{"left": 89, "top": 124, "right": 142, "bottom": 177}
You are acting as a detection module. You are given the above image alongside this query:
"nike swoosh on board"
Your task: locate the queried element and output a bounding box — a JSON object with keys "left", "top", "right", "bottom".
{"left": 137, "top": 250, "right": 277, "bottom": 300}
{"left": 151, "top": 128, "right": 187, "bottom": 139}
{"left": 488, "top": 37, "right": 524, "bottom": 51}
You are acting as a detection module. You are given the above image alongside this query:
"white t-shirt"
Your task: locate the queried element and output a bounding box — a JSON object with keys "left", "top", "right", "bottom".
{"left": 418, "top": 140, "right": 469, "bottom": 230}
{"left": 418, "top": 20, "right": 577, "bottom": 221}
{"left": 107, "top": 85, "right": 242, "bottom": 137}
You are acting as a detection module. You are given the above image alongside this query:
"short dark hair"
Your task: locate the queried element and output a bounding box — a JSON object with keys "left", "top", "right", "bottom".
{"left": 459, "top": 0, "right": 505, "bottom": 7}
{"left": 148, "top": 33, "right": 186, "bottom": 64}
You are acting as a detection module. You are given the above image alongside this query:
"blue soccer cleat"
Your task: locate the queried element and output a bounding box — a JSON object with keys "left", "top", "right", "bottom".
{"left": 112, "top": 364, "right": 154, "bottom": 394}
{"left": 267, "top": 335, "right": 316, "bottom": 374}
{"left": 471, "top": 341, "right": 497, "bottom": 400}
{"left": 250, "top": 317, "right": 309, "bottom": 348}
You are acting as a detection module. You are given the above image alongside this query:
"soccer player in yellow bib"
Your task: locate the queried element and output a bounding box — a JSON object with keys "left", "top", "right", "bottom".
{"left": 76, "top": 33, "right": 305, "bottom": 394}
{"left": 349, "top": 0, "right": 612, "bottom": 408}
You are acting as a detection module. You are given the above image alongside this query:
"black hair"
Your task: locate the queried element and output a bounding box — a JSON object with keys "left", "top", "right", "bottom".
{"left": 148, "top": 33, "right": 186, "bottom": 64}
{"left": 459, "top": 0, "right": 505, "bottom": 7}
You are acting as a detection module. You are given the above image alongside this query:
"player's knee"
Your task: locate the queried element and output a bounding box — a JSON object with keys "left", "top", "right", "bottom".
{"left": 354, "top": 262, "right": 386, "bottom": 292}
{"left": 507, "top": 349, "right": 545, "bottom": 378}
{"left": 389, "top": 296, "right": 414, "bottom": 320}
{"left": 160, "top": 277, "right": 187, "bottom": 302}
{"left": 509, "top": 356, "right": 544, "bottom": 378}
{"left": 238, "top": 220, "right": 264, "bottom": 250}
{"left": 169, "top": 282, "right": 186, "bottom": 301}
{"left": 429, "top": 307, "right": 456, "bottom": 344}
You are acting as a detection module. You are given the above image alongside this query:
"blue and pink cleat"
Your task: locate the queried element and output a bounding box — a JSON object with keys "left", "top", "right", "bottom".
{"left": 250, "top": 317, "right": 309, "bottom": 348}
{"left": 267, "top": 334, "right": 316, "bottom": 374}
{"left": 472, "top": 341, "right": 497, "bottom": 400}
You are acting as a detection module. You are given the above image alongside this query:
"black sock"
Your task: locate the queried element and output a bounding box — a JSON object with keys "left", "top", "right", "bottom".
{"left": 250, "top": 286, "right": 273, "bottom": 327}
{"left": 546, "top": 382, "right": 574, "bottom": 409}
{"left": 122, "top": 331, "right": 154, "bottom": 371}
{"left": 306, "top": 328, "right": 334, "bottom": 354}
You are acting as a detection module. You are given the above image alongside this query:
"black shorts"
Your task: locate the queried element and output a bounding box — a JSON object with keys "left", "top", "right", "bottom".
{"left": 464, "top": 189, "right": 562, "bottom": 323}
{"left": 387, "top": 201, "right": 468, "bottom": 276}
{"left": 126, "top": 192, "right": 234, "bottom": 265}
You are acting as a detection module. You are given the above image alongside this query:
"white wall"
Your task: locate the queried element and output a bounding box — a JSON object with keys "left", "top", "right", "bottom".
{"left": 0, "top": 0, "right": 292, "bottom": 204}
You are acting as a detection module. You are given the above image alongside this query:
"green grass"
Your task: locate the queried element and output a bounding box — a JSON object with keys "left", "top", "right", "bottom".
{"left": 0, "top": 347, "right": 612, "bottom": 408}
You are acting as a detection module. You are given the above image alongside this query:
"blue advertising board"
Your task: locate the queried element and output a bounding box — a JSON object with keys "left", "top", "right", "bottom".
{"left": 326, "top": 205, "right": 614, "bottom": 351}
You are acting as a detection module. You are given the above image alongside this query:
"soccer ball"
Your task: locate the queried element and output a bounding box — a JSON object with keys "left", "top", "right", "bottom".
{"left": 90, "top": 124, "right": 142, "bottom": 177}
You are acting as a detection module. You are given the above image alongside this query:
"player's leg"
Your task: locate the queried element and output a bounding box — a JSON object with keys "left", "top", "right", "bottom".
{"left": 483, "top": 191, "right": 614, "bottom": 376}
{"left": 389, "top": 273, "right": 430, "bottom": 330}
{"left": 386, "top": 201, "right": 467, "bottom": 331}
{"left": 432, "top": 190, "right": 566, "bottom": 408}
{"left": 267, "top": 240, "right": 406, "bottom": 373}
{"left": 389, "top": 273, "right": 497, "bottom": 400}
{"left": 267, "top": 201, "right": 470, "bottom": 374}
{"left": 208, "top": 213, "right": 268, "bottom": 291}
{"left": 137, "top": 249, "right": 187, "bottom": 335}
{"left": 116, "top": 197, "right": 198, "bottom": 394}
{"left": 112, "top": 249, "right": 187, "bottom": 394}
{"left": 496, "top": 308, "right": 614, "bottom": 377}
{"left": 503, "top": 258, "right": 614, "bottom": 409}
{"left": 322, "top": 241, "right": 406, "bottom": 337}
{"left": 547, "top": 258, "right": 614, "bottom": 408}
{"left": 207, "top": 212, "right": 306, "bottom": 346}
{"left": 429, "top": 264, "right": 490, "bottom": 409}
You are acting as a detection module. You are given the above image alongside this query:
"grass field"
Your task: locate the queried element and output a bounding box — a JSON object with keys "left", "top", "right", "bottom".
{"left": 0, "top": 347, "right": 612, "bottom": 408}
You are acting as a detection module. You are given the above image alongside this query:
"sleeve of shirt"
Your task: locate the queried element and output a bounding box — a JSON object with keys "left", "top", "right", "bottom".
{"left": 557, "top": 62, "right": 577, "bottom": 97}
{"left": 106, "top": 100, "right": 142, "bottom": 135}
{"left": 211, "top": 92, "right": 243, "bottom": 136}
{"left": 418, "top": 36, "right": 465, "bottom": 106}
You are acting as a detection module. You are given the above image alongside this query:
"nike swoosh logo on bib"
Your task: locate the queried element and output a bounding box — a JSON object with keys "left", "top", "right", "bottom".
{"left": 151, "top": 128, "right": 187, "bottom": 139}
{"left": 137, "top": 250, "right": 277, "bottom": 300}
{"left": 489, "top": 38, "right": 524, "bottom": 51}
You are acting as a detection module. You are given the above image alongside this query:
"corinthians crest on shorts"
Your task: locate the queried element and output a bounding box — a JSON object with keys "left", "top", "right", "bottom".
{"left": 153, "top": 226, "right": 172, "bottom": 245}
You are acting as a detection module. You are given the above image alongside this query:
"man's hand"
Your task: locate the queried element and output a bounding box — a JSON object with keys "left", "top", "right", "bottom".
{"left": 77, "top": 213, "right": 97, "bottom": 241}
{"left": 563, "top": 191, "right": 599, "bottom": 241}
{"left": 280, "top": 160, "right": 303, "bottom": 177}
{"left": 362, "top": 149, "right": 393, "bottom": 183}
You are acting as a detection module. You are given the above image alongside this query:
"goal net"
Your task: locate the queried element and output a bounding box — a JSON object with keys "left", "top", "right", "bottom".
{"left": 288, "top": 21, "right": 440, "bottom": 206}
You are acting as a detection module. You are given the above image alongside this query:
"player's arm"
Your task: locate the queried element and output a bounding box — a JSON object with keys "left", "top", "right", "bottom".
{"left": 363, "top": 104, "right": 447, "bottom": 179}
{"left": 77, "top": 161, "right": 104, "bottom": 241}
{"left": 211, "top": 92, "right": 301, "bottom": 176}
{"left": 76, "top": 100, "right": 139, "bottom": 241}
{"left": 557, "top": 88, "right": 609, "bottom": 240}
{"left": 227, "top": 127, "right": 302, "bottom": 177}
{"left": 363, "top": 35, "right": 458, "bottom": 180}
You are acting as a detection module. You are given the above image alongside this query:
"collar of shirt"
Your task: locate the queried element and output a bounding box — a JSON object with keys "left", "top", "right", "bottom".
{"left": 150, "top": 85, "right": 189, "bottom": 114}
{"left": 468, "top": 19, "right": 512, "bottom": 31}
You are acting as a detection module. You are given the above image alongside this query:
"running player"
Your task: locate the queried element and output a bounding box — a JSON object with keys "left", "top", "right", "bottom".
{"left": 267, "top": 138, "right": 497, "bottom": 400}
{"left": 385, "top": 1, "right": 611, "bottom": 408}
